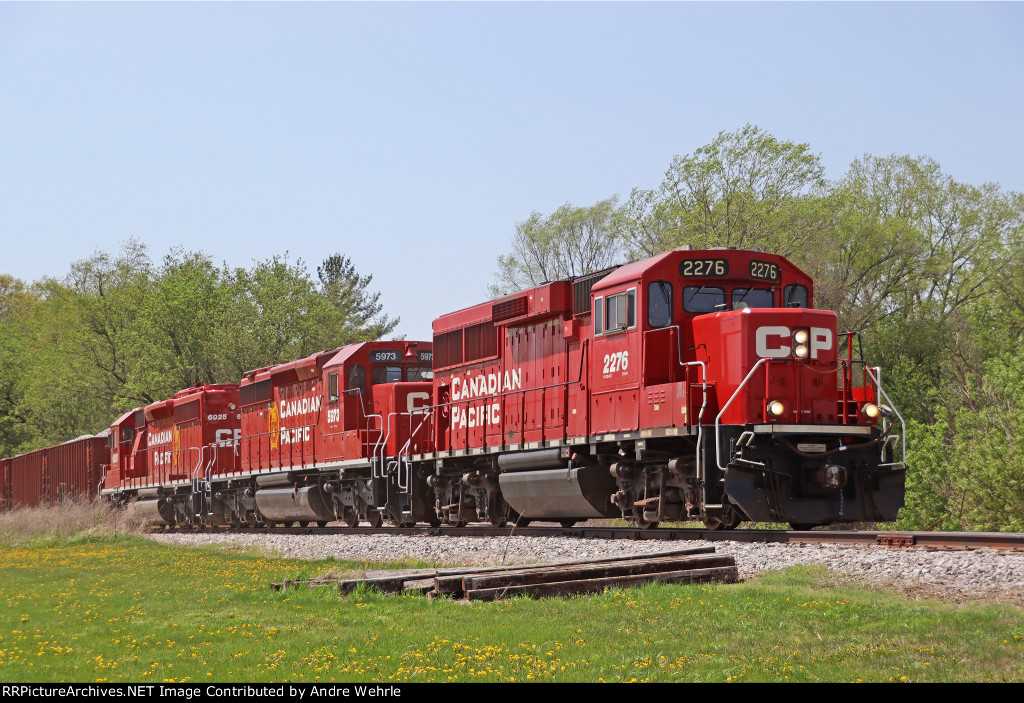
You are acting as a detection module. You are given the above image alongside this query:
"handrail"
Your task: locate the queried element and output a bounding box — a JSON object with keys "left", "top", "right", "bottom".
{"left": 864, "top": 366, "right": 907, "bottom": 468}
{"left": 679, "top": 361, "right": 709, "bottom": 495}
{"left": 714, "top": 358, "right": 768, "bottom": 470}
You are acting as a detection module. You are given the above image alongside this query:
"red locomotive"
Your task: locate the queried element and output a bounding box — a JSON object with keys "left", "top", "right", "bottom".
{"left": 413, "top": 246, "right": 905, "bottom": 529}
{"left": 1, "top": 247, "right": 907, "bottom": 530}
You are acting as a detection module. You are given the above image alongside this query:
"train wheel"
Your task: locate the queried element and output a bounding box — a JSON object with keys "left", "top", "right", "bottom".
{"left": 560, "top": 520, "right": 577, "bottom": 528}
{"left": 489, "top": 515, "right": 507, "bottom": 527}
{"left": 316, "top": 521, "right": 328, "bottom": 527}
{"left": 299, "top": 521, "right": 309, "bottom": 528}
{"left": 427, "top": 517, "right": 441, "bottom": 527}
{"left": 368, "top": 512, "right": 383, "bottom": 528}
{"left": 703, "top": 505, "right": 742, "bottom": 531}
{"left": 343, "top": 507, "right": 359, "bottom": 528}
{"left": 632, "top": 508, "right": 659, "bottom": 530}
{"left": 453, "top": 520, "right": 468, "bottom": 528}
{"left": 703, "top": 515, "right": 740, "bottom": 530}
{"left": 789, "top": 522, "right": 816, "bottom": 531}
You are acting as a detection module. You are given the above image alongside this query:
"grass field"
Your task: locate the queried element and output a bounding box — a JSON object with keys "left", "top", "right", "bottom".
{"left": 0, "top": 526, "right": 1021, "bottom": 684}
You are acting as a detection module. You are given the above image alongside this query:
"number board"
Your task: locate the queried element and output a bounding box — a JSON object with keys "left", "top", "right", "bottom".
{"left": 748, "top": 260, "right": 781, "bottom": 281}
{"left": 369, "top": 350, "right": 400, "bottom": 363}
{"left": 418, "top": 351, "right": 433, "bottom": 364}
{"left": 679, "top": 259, "right": 729, "bottom": 277}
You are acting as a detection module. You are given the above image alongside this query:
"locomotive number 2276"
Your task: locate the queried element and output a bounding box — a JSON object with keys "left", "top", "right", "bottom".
{"left": 602, "top": 351, "right": 629, "bottom": 375}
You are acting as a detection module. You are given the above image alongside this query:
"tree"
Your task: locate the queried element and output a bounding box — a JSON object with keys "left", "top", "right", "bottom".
{"left": 0, "top": 275, "right": 37, "bottom": 455}
{"left": 317, "top": 254, "right": 399, "bottom": 341}
{"left": 616, "top": 124, "right": 829, "bottom": 258}
{"left": 129, "top": 250, "right": 235, "bottom": 396}
{"left": 491, "top": 197, "right": 621, "bottom": 296}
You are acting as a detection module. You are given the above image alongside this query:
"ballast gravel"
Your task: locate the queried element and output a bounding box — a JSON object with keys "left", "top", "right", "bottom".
{"left": 147, "top": 531, "right": 1024, "bottom": 604}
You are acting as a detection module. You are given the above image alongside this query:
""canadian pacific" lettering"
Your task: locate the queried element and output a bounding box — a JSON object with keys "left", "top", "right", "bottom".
{"left": 147, "top": 430, "right": 172, "bottom": 446}
{"left": 450, "top": 368, "right": 522, "bottom": 401}
{"left": 449, "top": 368, "right": 522, "bottom": 430}
{"left": 279, "top": 395, "right": 323, "bottom": 419}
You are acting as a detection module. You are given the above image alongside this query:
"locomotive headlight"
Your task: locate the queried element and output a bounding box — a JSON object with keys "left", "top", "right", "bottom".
{"left": 794, "top": 344, "right": 809, "bottom": 359}
{"left": 793, "top": 329, "right": 809, "bottom": 344}
{"left": 767, "top": 400, "right": 786, "bottom": 416}
{"left": 862, "top": 403, "right": 892, "bottom": 420}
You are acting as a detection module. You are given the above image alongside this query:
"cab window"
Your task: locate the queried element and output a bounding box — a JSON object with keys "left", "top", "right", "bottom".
{"left": 372, "top": 366, "right": 403, "bottom": 384}
{"left": 683, "top": 286, "right": 726, "bottom": 314}
{"left": 604, "top": 288, "right": 636, "bottom": 333}
{"left": 328, "top": 371, "right": 339, "bottom": 402}
{"left": 406, "top": 366, "right": 433, "bottom": 382}
{"left": 784, "top": 284, "right": 809, "bottom": 308}
{"left": 731, "top": 287, "right": 774, "bottom": 309}
{"left": 648, "top": 281, "right": 673, "bottom": 328}
{"left": 346, "top": 365, "right": 366, "bottom": 395}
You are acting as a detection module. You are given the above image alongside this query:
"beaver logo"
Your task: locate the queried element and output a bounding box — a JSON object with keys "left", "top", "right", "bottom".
{"left": 269, "top": 402, "right": 280, "bottom": 450}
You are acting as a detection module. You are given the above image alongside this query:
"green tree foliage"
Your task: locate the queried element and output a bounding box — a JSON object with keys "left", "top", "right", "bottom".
{"left": 0, "top": 275, "right": 37, "bottom": 453}
{"left": 617, "top": 124, "right": 829, "bottom": 259}
{"left": 902, "top": 353, "right": 1024, "bottom": 532}
{"left": 490, "top": 197, "right": 621, "bottom": 296}
{"left": 0, "top": 245, "right": 397, "bottom": 456}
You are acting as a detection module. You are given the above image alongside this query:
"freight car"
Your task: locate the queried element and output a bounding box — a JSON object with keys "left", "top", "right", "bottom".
{"left": 0, "top": 434, "right": 106, "bottom": 509}
{"left": 2, "top": 247, "right": 907, "bottom": 530}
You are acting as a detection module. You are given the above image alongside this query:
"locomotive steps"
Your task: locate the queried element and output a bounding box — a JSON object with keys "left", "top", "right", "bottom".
{"left": 271, "top": 546, "right": 738, "bottom": 601}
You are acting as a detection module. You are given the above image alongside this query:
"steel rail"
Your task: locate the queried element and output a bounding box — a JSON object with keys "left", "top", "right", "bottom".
{"left": 156, "top": 524, "right": 1024, "bottom": 551}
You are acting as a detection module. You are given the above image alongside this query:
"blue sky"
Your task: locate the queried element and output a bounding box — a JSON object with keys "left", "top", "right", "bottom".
{"left": 1, "top": 2, "right": 1021, "bottom": 340}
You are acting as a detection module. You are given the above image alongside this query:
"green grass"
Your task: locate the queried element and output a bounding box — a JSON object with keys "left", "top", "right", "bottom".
{"left": 0, "top": 535, "right": 1021, "bottom": 682}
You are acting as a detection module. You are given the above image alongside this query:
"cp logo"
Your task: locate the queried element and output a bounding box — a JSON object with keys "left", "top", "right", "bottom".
{"left": 755, "top": 326, "right": 833, "bottom": 359}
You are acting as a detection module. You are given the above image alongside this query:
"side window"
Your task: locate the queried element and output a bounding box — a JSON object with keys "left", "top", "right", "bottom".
{"left": 784, "top": 284, "right": 809, "bottom": 308}
{"left": 594, "top": 296, "right": 604, "bottom": 335}
{"left": 346, "top": 365, "right": 366, "bottom": 395}
{"left": 328, "top": 371, "right": 339, "bottom": 402}
{"left": 605, "top": 288, "right": 637, "bottom": 333}
{"left": 648, "top": 281, "right": 673, "bottom": 328}
{"left": 683, "top": 286, "right": 726, "bottom": 314}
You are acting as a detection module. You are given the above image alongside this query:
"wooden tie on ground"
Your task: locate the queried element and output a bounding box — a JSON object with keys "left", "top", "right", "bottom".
{"left": 271, "top": 546, "right": 738, "bottom": 601}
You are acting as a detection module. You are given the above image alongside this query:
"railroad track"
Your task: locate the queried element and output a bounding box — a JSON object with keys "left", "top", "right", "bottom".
{"left": 156, "top": 524, "right": 1024, "bottom": 551}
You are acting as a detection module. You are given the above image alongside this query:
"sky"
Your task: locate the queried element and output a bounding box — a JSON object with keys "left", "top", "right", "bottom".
{"left": 1, "top": 2, "right": 1022, "bottom": 340}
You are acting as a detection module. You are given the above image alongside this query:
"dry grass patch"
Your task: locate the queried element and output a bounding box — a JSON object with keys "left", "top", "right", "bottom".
{"left": 0, "top": 500, "right": 143, "bottom": 544}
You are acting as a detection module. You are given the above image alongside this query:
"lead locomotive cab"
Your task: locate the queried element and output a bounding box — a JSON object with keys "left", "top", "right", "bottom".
{"left": 591, "top": 247, "right": 906, "bottom": 529}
